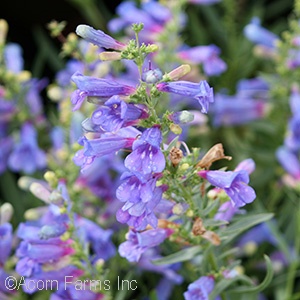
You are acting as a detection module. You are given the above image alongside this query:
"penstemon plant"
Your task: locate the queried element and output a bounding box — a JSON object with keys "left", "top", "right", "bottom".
{"left": 5, "top": 0, "right": 300, "bottom": 299}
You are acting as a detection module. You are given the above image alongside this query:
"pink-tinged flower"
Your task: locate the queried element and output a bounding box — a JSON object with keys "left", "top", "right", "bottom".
{"left": 76, "top": 24, "right": 126, "bottom": 51}
{"left": 119, "top": 228, "right": 173, "bottom": 262}
{"left": 71, "top": 72, "right": 136, "bottom": 111}
{"left": 199, "top": 170, "right": 256, "bottom": 207}
{"left": 156, "top": 80, "right": 214, "bottom": 113}
{"left": 184, "top": 275, "right": 216, "bottom": 300}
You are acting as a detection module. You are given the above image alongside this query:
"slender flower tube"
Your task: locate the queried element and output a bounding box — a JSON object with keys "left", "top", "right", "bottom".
{"left": 71, "top": 71, "right": 136, "bottom": 111}
{"left": 76, "top": 24, "right": 126, "bottom": 50}
{"left": 156, "top": 80, "right": 214, "bottom": 113}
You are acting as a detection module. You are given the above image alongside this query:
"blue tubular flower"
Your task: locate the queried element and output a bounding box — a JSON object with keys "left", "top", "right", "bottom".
{"left": 184, "top": 275, "right": 216, "bottom": 300}
{"left": 156, "top": 80, "right": 214, "bottom": 113}
{"left": 116, "top": 172, "right": 167, "bottom": 230}
{"left": 0, "top": 136, "right": 13, "bottom": 175}
{"left": 124, "top": 126, "right": 165, "bottom": 174}
{"left": 0, "top": 223, "right": 13, "bottom": 265}
{"left": 91, "top": 95, "right": 148, "bottom": 133}
{"left": 276, "top": 146, "right": 300, "bottom": 179}
{"left": 76, "top": 24, "right": 126, "bottom": 51}
{"left": 73, "top": 133, "right": 135, "bottom": 172}
{"left": 8, "top": 122, "right": 46, "bottom": 174}
{"left": 244, "top": 17, "right": 279, "bottom": 49}
{"left": 4, "top": 43, "right": 24, "bottom": 73}
{"left": 178, "top": 45, "right": 227, "bottom": 76}
{"left": 285, "top": 113, "right": 300, "bottom": 151}
{"left": 210, "top": 94, "right": 266, "bottom": 127}
{"left": 71, "top": 72, "right": 136, "bottom": 111}
{"left": 77, "top": 217, "right": 116, "bottom": 261}
{"left": 199, "top": 170, "right": 256, "bottom": 207}
{"left": 119, "top": 228, "right": 173, "bottom": 262}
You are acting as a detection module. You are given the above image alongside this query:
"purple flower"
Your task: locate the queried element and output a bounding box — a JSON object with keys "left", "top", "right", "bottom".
{"left": 199, "top": 170, "right": 256, "bottom": 207}
{"left": 73, "top": 133, "right": 135, "bottom": 173}
{"left": 76, "top": 24, "right": 126, "bottom": 51}
{"left": 210, "top": 94, "right": 265, "bottom": 127}
{"left": 289, "top": 86, "right": 300, "bottom": 115}
{"left": 116, "top": 172, "right": 167, "bottom": 230}
{"left": 236, "top": 222, "right": 278, "bottom": 248}
{"left": 156, "top": 80, "right": 214, "bottom": 113}
{"left": 119, "top": 228, "right": 173, "bottom": 262}
{"left": 8, "top": 122, "right": 47, "bottom": 174}
{"left": 91, "top": 95, "right": 148, "bottom": 133}
{"left": 71, "top": 72, "right": 136, "bottom": 111}
{"left": 178, "top": 45, "right": 227, "bottom": 76}
{"left": 77, "top": 217, "right": 116, "bottom": 261}
{"left": 124, "top": 126, "right": 165, "bottom": 174}
{"left": 234, "top": 158, "right": 256, "bottom": 174}
{"left": 184, "top": 275, "right": 215, "bottom": 300}
{"left": 276, "top": 146, "right": 300, "bottom": 179}
{"left": 4, "top": 43, "right": 24, "bottom": 73}
{"left": 24, "top": 78, "right": 48, "bottom": 117}
{"left": 214, "top": 201, "right": 240, "bottom": 222}
{"left": 50, "top": 283, "right": 103, "bottom": 300}
{"left": 0, "top": 136, "right": 13, "bottom": 174}
{"left": 0, "top": 223, "right": 13, "bottom": 265}
{"left": 285, "top": 113, "right": 300, "bottom": 151}
{"left": 244, "top": 17, "right": 279, "bottom": 49}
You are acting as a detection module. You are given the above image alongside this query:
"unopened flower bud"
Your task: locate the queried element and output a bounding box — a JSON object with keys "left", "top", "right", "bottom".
{"left": 170, "top": 123, "right": 182, "bottom": 135}
{"left": 142, "top": 68, "right": 163, "bottom": 84}
{"left": 0, "top": 19, "right": 8, "bottom": 44}
{"left": 29, "top": 182, "right": 51, "bottom": 203}
{"left": 0, "top": 203, "right": 13, "bottom": 224}
{"left": 24, "top": 207, "right": 48, "bottom": 220}
{"left": 169, "top": 110, "right": 194, "bottom": 124}
{"left": 172, "top": 203, "right": 185, "bottom": 215}
{"left": 47, "top": 85, "right": 63, "bottom": 102}
{"left": 146, "top": 44, "right": 159, "bottom": 53}
{"left": 44, "top": 171, "right": 58, "bottom": 187}
{"left": 99, "top": 51, "right": 122, "bottom": 61}
{"left": 166, "top": 64, "right": 191, "bottom": 81}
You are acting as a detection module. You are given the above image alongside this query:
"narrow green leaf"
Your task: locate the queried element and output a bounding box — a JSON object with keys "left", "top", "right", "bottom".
{"left": 152, "top": 245, "right": 201, "bottom": 265}
{"left": 220, "top": 213, "right": 274, "bottom": 244}
{"left": 228, "top": 255, "right": 274, "bottom": 294}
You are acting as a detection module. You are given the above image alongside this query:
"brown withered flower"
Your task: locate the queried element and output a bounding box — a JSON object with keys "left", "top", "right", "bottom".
{"left": 169, "top": 146, "right": 183, "bottom": 167}
{"left": 196, "top": 143, "right": 232, "bottom": 169}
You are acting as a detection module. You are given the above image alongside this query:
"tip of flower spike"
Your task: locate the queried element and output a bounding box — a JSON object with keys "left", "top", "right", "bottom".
{"left": 75, "top": 24, "right": 90, "bottom": 38}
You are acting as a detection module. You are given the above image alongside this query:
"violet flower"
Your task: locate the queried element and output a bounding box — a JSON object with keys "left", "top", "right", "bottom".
{"left": 91, "top": 95, "right": 148, "bottom": 133}
{"left": 184, "top": 275, "right": 216, "bottom": 300}
{"left": 199, "top": 170, "right": 256, "bottom": 207}
{"left": 119, "top": 228, "right": 173, "bottom": 262}
{"left": 156, "top": 80, "right": 214, "bottom": 113}
{"left": 8, "top": 122, "right": 47, "bottom": 174}
{"left": 276, "top": 146, "right": 300, "bottom": 179}
{"left": 125, "top": 125, "right": 165, "bottom": 175}
{"left": 116, "top": 172, "right": 167, "bottom": 230}
{"left": 76, "top": 24, "right": 126, "bottom": 51}
{"left": 71, "top": 71, "right": 136, "bottom": 111}
{"left": 178, "top": 45, "right": 227, "bottom": 76}
{"left": 244, "top": 17, "right": 279, "bottom": 49}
